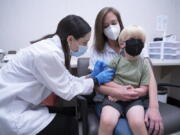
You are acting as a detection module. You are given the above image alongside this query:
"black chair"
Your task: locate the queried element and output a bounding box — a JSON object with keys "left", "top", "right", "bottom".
{"left": 76, "top": 57, "right": 180, "bottom": 135}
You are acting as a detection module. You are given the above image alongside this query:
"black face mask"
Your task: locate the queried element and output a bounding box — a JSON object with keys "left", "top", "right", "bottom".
{"left": 125, "top": 38, "right": 144, "bottom": 56}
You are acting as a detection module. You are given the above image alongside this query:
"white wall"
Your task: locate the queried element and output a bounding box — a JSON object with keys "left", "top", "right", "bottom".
{"left": 167, "top": 0, "right": 180, "bottom": 100}
{"left": 0, "top": 0, "right": 179, "bottom": 52}
{"left": 175, "top": 0, "right": 180, "bottom": 40}
{"left": 0, "top": 0, "right": 180, "bottom": 100}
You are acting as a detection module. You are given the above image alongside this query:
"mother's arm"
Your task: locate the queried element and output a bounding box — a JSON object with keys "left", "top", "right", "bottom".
{"left": 144, "top": 58, "right": 164, "bottom": 135}
{"left": 96, "top": 82, "right": 140, "bottom": 101}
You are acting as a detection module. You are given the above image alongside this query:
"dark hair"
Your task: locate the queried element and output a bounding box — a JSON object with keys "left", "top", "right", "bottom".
{"left": 94, "top": 7, "right": 124, "bottom": 53}
{"left": 31, "top": 15, "right": 91, "bottom": 70}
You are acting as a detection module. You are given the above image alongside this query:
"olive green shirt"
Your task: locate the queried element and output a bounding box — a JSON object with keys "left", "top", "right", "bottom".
{"left": 109, "top": 56, "right": 150, "bottom": 88}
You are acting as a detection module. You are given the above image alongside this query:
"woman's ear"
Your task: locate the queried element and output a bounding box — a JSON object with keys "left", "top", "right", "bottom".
{"left": 67, "top": 35, "right": 74, "bottom": 45}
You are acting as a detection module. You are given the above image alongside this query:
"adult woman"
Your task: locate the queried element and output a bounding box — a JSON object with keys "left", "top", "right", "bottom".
{"left": 0, "top": 15, "right": 115, "bottom": 135}
{"left": 89, "top": 7, "right": 163, "bottom": 135}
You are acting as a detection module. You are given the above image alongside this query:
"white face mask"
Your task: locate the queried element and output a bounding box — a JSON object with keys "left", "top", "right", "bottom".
{"left": 104, "top": 24, "right": 121, "bottom": 40}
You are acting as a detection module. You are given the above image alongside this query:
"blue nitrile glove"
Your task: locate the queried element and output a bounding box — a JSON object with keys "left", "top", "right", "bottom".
{"left": 94, "top": 68, "right": 115, "bottom": 85}
{"left": 90, "top": 60, "right": 108, "bottom": 78}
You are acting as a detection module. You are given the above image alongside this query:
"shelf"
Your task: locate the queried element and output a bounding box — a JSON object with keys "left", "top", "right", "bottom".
{"left": 151, "top": 59, "right": 180, "bottom": 66}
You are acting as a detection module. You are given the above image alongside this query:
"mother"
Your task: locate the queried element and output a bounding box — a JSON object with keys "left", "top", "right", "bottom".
{"left": 89, "top": 7, "right": 163, "bottom": 135}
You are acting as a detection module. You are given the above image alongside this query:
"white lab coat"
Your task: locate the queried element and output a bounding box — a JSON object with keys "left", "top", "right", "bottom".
{"left": 0, "top": 35, "right": 94, "bottom": 135}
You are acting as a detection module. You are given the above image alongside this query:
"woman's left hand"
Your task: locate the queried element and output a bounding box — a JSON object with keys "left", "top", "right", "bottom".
{"left": 145, "top": 107, "right": 164, "bottom": 135}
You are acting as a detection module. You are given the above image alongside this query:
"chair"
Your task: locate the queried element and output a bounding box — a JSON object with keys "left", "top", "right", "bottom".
{"left": 76, "top": 57, "right": 180, "bottom": 135}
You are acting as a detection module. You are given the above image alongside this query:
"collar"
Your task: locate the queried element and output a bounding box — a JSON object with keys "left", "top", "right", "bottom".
{"left": 104, "top": 42, "right": 121, "bottom": 55}
{"left": 50, "top": 35, "right": 62, "bottom": 49}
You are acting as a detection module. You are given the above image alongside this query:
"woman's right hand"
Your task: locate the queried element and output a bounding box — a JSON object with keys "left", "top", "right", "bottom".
{"left": 95, "top": 68, "right": 115, "bottom": 85}
{"left": 90, "top": 61, "right": 108, "bottom": 78}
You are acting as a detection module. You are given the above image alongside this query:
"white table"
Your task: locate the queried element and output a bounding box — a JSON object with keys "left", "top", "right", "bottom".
{"left": 151, "top": 59, "right": 180, "bottom": 66}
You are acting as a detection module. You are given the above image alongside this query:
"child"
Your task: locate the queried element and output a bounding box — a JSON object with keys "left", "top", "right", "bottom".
{"left": 98, "top": 25, "right": 149, "bottom": 135}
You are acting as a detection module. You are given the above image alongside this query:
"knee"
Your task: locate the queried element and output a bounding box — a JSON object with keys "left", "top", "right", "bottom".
{"left": 100, "top": 115, "right": 117, "bottom": 129}
{"left": 129, "top": 118, "right": 145, "bottom": 129}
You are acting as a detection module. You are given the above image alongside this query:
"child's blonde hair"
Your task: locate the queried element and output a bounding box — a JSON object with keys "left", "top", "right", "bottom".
{"left": 118, "top": 25, "right": 146, "bottom": 45}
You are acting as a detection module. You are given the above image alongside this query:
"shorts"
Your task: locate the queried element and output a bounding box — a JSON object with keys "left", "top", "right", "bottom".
{"left": 102, "top": 98, "right": 143, "bottom": 116}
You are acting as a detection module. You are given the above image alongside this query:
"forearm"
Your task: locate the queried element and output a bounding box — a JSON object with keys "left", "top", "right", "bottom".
{"left": 96, "top": 85, "right": 120, "bottom": 97}
{"left": 96, "top": 84, "right": 139, "bottom": 101}
{"left": 149, "top": 70, "right": 159, "bottom": 108}
{"left": 104, "top": 81, "right": 123, "bottom": 88}
{"left": 134, "top": 86, "right": 148, "bottom": 97}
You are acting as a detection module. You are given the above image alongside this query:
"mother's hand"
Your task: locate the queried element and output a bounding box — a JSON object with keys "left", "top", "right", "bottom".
{"left": 114, "top": 86, "right": 140, "bottom": 101}
{"left": 145, "top": 107, "right": 164, "bottom": 135}
{"left": 98, "top": 83, "right": 140, "bottom": 101}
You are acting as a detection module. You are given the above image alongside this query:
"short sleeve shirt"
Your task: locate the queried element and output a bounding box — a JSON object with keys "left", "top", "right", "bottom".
{"left": 89, "top": 42, "right": 149, "bottom": 102}
{"left": 109, "top": 56, "right": 150, "bottom": 87}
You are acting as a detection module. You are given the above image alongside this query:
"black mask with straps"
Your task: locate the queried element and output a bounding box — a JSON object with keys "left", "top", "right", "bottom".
{"left": 125, "top": 38, "right": 144, "bottom": 56}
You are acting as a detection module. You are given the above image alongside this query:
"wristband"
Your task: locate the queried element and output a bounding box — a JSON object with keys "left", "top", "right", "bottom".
{"left": 92, "top": 77, "right": 99, "bottom": 86}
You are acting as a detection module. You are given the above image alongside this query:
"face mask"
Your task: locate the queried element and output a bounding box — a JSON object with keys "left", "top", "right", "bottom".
{"left": 125, "top": 38, "right": 144, "bottom": 56}
{"left": 104, "top": 24, "right": 120, "bottom": 40}
{"left": 70, "top": 45, "right": 88, "bottom": 57}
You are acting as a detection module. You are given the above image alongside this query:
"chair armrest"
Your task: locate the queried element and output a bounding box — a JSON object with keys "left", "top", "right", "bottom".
{"left": 76, "top": 95, "right": 89, "bottom": 135}
{"left": 47, "top": 106, "right": 76, "bottom": 116}
{"left": 158, "top": 83, "right": 180, "bottom": 88}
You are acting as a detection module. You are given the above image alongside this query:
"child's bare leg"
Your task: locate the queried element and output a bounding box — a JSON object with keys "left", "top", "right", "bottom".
{"left": 98, "top": 105, "right": 120, "bottom": 135}
{"left": 126, "top": 105, "right": 148, "bottom": 135}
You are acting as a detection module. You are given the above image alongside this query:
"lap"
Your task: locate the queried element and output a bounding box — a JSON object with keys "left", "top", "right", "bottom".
{"left": 96, "top": 102, "right": 133, "bottom": 135}
{"left": 95, "top": 98, "right": 149, "bottom": 135}
{"left": 102, "top": 98, "right": 143, "bottom": 116}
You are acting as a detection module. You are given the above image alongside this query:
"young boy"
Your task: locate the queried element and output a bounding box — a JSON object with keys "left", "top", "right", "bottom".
{"left": 98, "top": 25, "right": 149, "bottom": 135}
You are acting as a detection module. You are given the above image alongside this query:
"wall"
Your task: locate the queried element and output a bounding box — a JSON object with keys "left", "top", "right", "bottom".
{"left": 167, "top": 0, "right": 180, "bottom": 100}
{"left": 0, "top": 0, "right": 179, "bottom": 52}
{"left": 175, "top": 0, "right": 180, "bottom": 40}
{"left": 0, "top": 0, "right": 180, "bottom": 100}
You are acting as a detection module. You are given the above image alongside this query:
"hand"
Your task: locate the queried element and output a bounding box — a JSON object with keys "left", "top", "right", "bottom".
{"left": 95, "top": 68, "right": 115, "bottom": 85}
{"left": 125, "top": 85, "right": 134, "bottom": 90}
{"left": 145, "top": 107, "right": 164, "bottom": 135}
{"left": 90, "top": 61, "right": 108, "bottom": 78}
{"left": 114, "top": 87, "right": 139, "bottom": 101}
{"left": 108, "top": 96, "right": 118, "bottom": 102}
